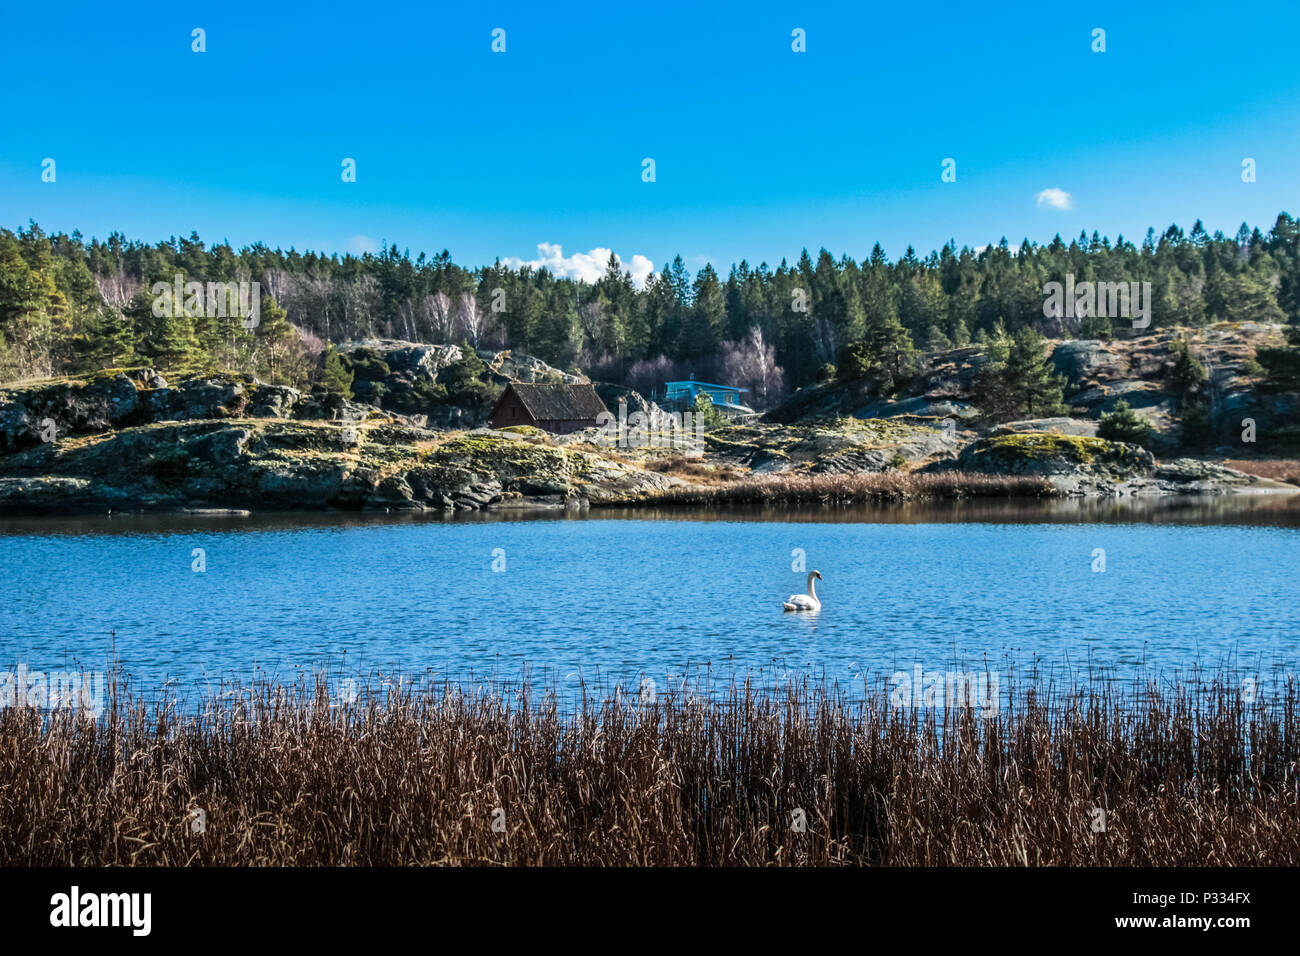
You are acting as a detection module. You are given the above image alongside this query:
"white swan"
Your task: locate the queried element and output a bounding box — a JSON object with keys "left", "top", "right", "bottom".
{"left": 783, "top": 570, "right": 823, "bottom": 612}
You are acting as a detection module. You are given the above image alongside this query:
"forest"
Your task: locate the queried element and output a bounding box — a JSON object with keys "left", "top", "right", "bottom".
{"left": 1, "top": 214, "right": 1297, "bottom": 409}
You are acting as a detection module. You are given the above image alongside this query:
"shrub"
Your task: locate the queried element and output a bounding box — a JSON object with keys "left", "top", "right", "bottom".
{"left": 691, "top": 391, "right": 726, "bottom": 428}
{"left": 340, "top": 347, "right": 390, "bottom": 383}
{"left": 317, "top": 345, "right": 354, "bottom": 400}
{"left": 1180, "top": 399, "right": 1216, "bottom": 447}
{"left": 438, "top": 345, "right": 500, "bottom": 409}
{"left": 1166, "top": 337, "right": 1208, "bottom": 398}
{"left": 1097, "top": 400, "right": 1155, "bottom": 448}
{"left": 836, "top": 343, "right": 871, "bottom": 381}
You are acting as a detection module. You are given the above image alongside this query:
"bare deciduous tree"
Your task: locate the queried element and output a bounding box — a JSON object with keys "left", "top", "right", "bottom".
{"left": 718, "top": 327, "right": 786, "bottom": 408}
{"left": 455, "top": 292, "right": 486, "bottom": 347}
{"left": 422, "top": 292, "right": 455, "bottom": 343}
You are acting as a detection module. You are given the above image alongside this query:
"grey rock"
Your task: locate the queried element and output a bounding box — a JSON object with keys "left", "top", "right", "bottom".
{"left": 855, "top": 396, "right": 974, "bottom": 420}
{"left": 0, "top": 372, "right": 140, "bottom": 452}
{"left": 340, "top": 340, "right": 464, "bottom": 380}
{"left": 1067, "top": 379, "right": 1171, "bottom": 414}
{"left": 149, "top": 376, "right": 248, "bottom": 421}
{"left": 1050, "top": 341, "right": 1125, "bottom": 387}
{"left": 995, "top": 417, "right": 1099, "bottom": 437}
{"left": 957, "top": 434, "right": 1155, "bottom": 479}
{"left": 484, "top": 349, "right": 584, "bottom": 385}
{"left": 594, "top": 383, "right": 662, "bottom": 420}
{"left": 250, "top": 385, "right": 302, "bottom": 418}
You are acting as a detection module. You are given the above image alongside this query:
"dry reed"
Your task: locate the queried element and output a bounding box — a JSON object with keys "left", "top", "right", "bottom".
{"left": 2, "top": 672, "right": 1296, "bottom": 866}
{"left": 1221, "top": 458, "right": 1300, "bottom": 486}
{"left": 648, "top": 470, "right": 1059, "bottom": 505}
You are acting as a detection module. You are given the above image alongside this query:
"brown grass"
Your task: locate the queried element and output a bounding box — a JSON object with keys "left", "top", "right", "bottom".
{"left": 642, "top": 454, "right": 748, "bottom": 482}
{"left": 647, "top": 469, "right": 1059, "bottom": 505}
{"left": 1221, "top": 459, "right": 1300, "bottom": 486}
{"left": 1, "top": 673, "right": 1296, "bottom": 866}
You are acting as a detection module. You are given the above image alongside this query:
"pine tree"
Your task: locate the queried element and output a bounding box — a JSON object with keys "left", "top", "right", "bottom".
{"left": 1005, "top": 328, "right": 1067, "bottom": 417}
{"left": 1179, "top": 399, "right": 1216, "bottom": 447}
{"left": 254, "top": 294, "right": 300, "bottom": 385}
{"left": 439, "top": 341, "right": 497, "bottom": 408}
{"left": 863, "top": 299, "right": 916, "bottom": 393}
{"left": 1257, "top": 325, "right": 1300, "bottom": 392}
{"left": 949, "top": 316, "right": 971, "bottom": 348}
{"left": 1166, "top": 337, "right": 1208, "bottom": 405}
{"left": 318, "top": 345, "right": 354, "bottom": 399}
{"left": 974, "top": 328, "right": 1066, "bottom": 420}
{"left": 72, "top": 306, "right": 135, "bottom": 370}
{"left": 691, "top": 391, "right": 725, "bottom": 428}
{"left": 924, "top": 323, "right": 951, "bottom": 352}
{"left": 142, "top": 289, "right": 203, "bottom": 375}
{"left": 539, "top": 285, "right": 582, "bottom": 369}
{"left": 1098, "top": 400, "right": 1155, "bottom": 447}
{"left": 0, "top": 232, "right": 58, "bottom": 376}
{"left": 504, "top": 281, "right": 542, "bottom": 355}
{"left": 681, "top": 264, "right": 725, "bottom": 359}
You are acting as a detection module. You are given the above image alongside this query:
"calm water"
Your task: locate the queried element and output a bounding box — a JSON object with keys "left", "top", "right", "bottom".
{"left": 2, "top": 496, "right": 1299, "bottom": 700}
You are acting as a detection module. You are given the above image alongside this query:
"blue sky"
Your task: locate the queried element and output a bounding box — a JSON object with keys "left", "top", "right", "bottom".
{"left": 1, "top": 0, "right": 1297, "bottom": 282}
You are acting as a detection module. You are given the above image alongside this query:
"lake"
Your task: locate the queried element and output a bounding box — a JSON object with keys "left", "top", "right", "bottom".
{"left": 2, "top": 495, "right": 1299, "bottom": 703}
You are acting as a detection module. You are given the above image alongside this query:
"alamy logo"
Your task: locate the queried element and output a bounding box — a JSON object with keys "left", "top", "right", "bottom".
{"left": 151, "top": 274, "right": 261, "bottom": 329}
{"left": 889, "top": 665, "right": 1000, "bottom": 717}
{"left": 595, "top": 406, "right": 705, "bottom": 456}
{"left": 0, "top": 664, "right": 104, "bottom": 717}
{"left": 50, "top": 886, "right": 151, "bottom": 936}
{"left": 1043, "top": 274, "right": 1151, "bottom": 329}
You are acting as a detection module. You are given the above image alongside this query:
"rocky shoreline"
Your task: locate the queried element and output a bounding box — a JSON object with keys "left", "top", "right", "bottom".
{"left": 1, "top": 331, "right": 1297, "bottom": 516}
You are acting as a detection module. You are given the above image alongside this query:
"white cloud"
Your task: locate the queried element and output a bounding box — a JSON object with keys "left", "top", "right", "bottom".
{"left": 1035, "top": 188, "right": 1074, "bottom": 211}
{"left": 347, "top": 234, "right": 379, "bottom": 254}
{"left": 502, "top": 243, "right": 655, "bottom": 288}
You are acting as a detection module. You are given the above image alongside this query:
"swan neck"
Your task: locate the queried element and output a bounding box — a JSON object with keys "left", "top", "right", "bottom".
{"left": 807, "top": 573, "right": 818, "bottom": 600}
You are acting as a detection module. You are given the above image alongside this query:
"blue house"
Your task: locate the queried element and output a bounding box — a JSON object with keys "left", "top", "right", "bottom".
{"left": 658, "top": 380, "right": 757, "bottom": 418}
{"left": 663, "top": 380, "right": 748, "bottom": 407}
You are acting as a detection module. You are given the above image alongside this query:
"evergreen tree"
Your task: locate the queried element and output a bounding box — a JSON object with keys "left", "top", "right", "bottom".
{"left": 254, "top": 294, "right": 300, "bottom": 385}
{"left": 141, "top": 285, "right": 203, "bottom": 375}
{"left": 924, "top": 323, "right": 952, "bottom": 352}
{"left": 439, "top": 341, "right": 499, "bottom": 409}
{"left": 539, "top": 284, "right": 582, "bottom": 369}
{"left": 1005, "top": 329, "right": 1067, "bottom": 417}
{"left": 974, "top": 328, "right": 1067, "bottom": 420}
{"left": 863, "top": 301, "right": 916, "bottom": 393}
{"left": 318, "top": 345, "right": 354, "bottom": 399}
{"left": 690, "top": 391, "right": 725, "bottom": 428}
{"left": 1098, "top": 399, "right": 1155, "bottom": 447}
{"left": 72, "top": 306, "right": 134, "bottom": 369}
{"left": 681, "top": 264, "right": 725, "bottom": 359}
{"left": 1179, "top": 399, "right": 1216, "bottom": 447}
{"left": 1257, "top": 325, "right": 1300, "bottom": 392}
{"left": 1166, "top": 336, "right": 1208, "bottom": 405}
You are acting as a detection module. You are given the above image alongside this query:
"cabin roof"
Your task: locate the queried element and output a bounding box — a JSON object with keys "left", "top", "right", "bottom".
{"left": 497, "top": 383, "right": 608, "bottom": 421}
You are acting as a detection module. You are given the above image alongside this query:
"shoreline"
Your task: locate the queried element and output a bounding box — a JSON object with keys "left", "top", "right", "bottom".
{"left": 0, "top": 418, "right": 1294, "bottom": 518}
{"left": 1, "top": 480, "right": 1297, "bottom": 522}
{"left": 2, "top": 360, "right": 1297, "bottom": 517}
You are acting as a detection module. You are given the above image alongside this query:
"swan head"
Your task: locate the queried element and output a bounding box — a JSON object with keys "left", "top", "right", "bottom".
{"left": 811, "top": 570, "right": 823, "bottom": 580}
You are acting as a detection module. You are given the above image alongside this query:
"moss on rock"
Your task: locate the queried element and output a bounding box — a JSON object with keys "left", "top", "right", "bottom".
{"left": 959, "top": 431, "right": 1154, "bottom": 477}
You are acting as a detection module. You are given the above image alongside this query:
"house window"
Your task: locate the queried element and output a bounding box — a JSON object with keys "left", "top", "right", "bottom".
{"left": 511, "top": 407, "right": 517, "bottom": 417}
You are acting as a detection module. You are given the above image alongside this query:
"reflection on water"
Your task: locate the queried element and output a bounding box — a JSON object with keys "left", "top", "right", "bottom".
{"left": 1, "top": 494, "right": 1297, "bottom": 703}
{"left": 1, "top": 491, "right": 1299, "bottom": 538}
